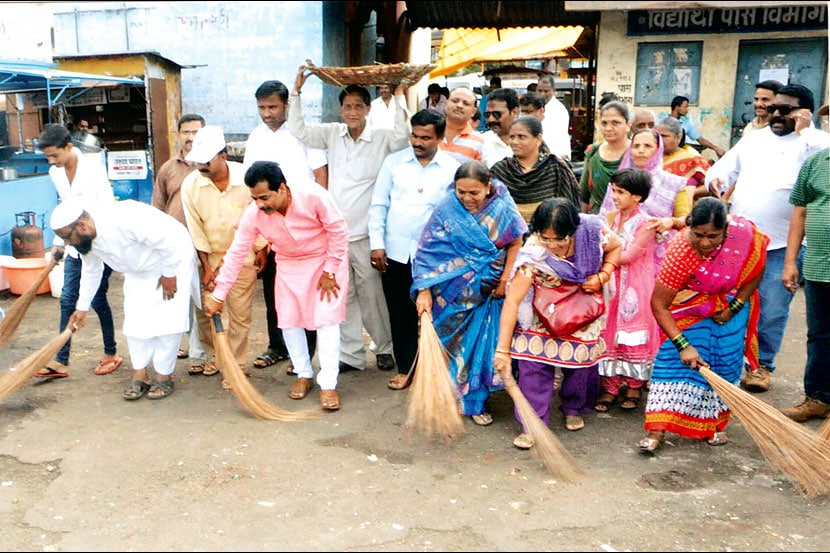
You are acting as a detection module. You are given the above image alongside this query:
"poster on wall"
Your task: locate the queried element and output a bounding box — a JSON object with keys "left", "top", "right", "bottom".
{"left": 107, "top": 85, "right": 130, "bottom": 103}
{"left": 65, "top": 88, "right": 108, "bottom": 107}
{"left": 634, "top": 41, "right": 702, "bottom": 106}
{"left": 107, "top": 150, "right": 148, "bottom": 180}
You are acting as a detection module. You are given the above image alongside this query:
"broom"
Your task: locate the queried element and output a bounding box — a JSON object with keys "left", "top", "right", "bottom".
{"left": 211, "top": 313, "right": 318, "bottom": 422}
{"left": 819, "top": 417, "right": 830, "bottom": 443}
{"left": 0, "top": 252, "right": 61, "bottom": 349}
{"left": 0, "top": 326, "right": 75, "bottom": 401}
{"left": 404, "top": 311, "right": 465, "bottom": 443}
{"left": 499, "top": 364, "right": 587, "bottom": 482}
{"left": 698, "top": 364, "right": 830, "bottom": 497}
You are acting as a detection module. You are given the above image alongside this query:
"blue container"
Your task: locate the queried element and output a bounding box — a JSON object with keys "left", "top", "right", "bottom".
{"left": 111, "top": 179, "right": 139, "bottom": 201}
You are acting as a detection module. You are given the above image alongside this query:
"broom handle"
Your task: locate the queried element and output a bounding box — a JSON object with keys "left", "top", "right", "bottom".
{"left": 211, "top": 313, "right": 224, "bottom": 333}
{"left": 26, "top": 255, "right": 59, "bottom": 294}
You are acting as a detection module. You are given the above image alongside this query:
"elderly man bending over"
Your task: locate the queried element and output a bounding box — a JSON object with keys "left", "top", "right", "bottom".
{"left": 50, "top": 199, "right": 198, "bottom": 400}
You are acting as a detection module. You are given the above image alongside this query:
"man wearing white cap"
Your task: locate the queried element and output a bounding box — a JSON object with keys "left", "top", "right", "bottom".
{"left": 181, "top": 125, "right": 266, "bottom": 385}
{"left": 50, "top": 199, "right": 198, "bottom": 400}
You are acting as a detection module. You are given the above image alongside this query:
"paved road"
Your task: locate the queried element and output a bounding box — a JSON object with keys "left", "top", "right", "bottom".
{"left": 0, "top": 274, "right": 827, "bottom": 552}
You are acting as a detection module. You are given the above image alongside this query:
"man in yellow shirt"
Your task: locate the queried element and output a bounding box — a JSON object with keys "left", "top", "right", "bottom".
{"left": 181, "top": 126, "right": 266, "bottom": 382}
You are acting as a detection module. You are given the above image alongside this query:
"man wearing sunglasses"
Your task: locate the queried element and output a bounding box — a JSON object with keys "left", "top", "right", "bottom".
{"left": 482, "top": 87, "right": 520, "bottom": 168}
{"left": 705, "top": 83, "right": 830, "bottom": 393}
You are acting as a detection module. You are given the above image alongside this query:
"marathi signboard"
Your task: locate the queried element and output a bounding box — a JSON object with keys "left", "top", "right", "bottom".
{"left": 628, "top": 5, "right": 827, "bottom": 35}
{"left": 107, "top": 150, "right": 148, "bottom": 180}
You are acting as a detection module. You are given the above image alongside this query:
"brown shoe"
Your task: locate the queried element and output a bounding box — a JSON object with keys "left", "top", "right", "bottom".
{"left": 289, "top": 377, "right": 314, "bottom": 400}
{"left": 740, "top": 366, "right": 770, "bottom": 392}
{"left": 387, "top": 373, "right": 412, "bottom": 390}
{"left": 319, "top": 389, "right": 340, "bottom": 411}
{"left": 781, "top": 396, "right": 830, "bottom": 422}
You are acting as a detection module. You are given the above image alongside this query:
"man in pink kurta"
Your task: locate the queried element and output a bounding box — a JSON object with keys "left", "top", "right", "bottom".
{"left": 205, "top": 161, "right": 349, "bottom": 410}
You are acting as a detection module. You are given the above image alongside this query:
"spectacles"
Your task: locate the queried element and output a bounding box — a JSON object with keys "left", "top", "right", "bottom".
{"left": 484, "top": 111, "right": 503, "bottom": 119}
{"left": 765, "top": 104, "right": 799, "bottom": 116}
{"left": 537, "top": 233, "right": 571, "bottom": 245}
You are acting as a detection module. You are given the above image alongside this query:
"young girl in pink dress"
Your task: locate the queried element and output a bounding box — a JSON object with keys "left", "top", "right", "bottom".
{"left": 596, "top": 168, "right": 661, "bottom": 412}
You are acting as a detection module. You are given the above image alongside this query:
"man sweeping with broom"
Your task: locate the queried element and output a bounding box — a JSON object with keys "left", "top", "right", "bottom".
{"left": 50, "top": 198, "right": 198, "bottom": 401}
{"left": 203, "top": 160, "right": 350, "bottom": 411}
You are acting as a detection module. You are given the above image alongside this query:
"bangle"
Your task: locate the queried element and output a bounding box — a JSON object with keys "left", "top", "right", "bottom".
{"left": 209, "top": 293, "right": 224, "bottom": 304}
{"left": 729, "top": 298, "right": 745, "bottom": 314}
{"left": 495, "top": 348, "right": 511, "bottom": 356}
{"left": 671, "top": 333, "right": 691, "bottom": 352}
{"left": 596, "top": 272, "right": 607, "bottom": 285}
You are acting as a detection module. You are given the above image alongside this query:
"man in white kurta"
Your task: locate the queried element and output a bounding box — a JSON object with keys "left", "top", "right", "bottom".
{"left": 50, "top": 199, "right": 198, "bottom": 401}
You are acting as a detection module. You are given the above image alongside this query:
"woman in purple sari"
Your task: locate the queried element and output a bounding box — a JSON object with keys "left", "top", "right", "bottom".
{"left": 412, "top": 161, "right": 527, "bottom": 426}
{"left": 493, "top": 198, "right": 622, "bottom": 449}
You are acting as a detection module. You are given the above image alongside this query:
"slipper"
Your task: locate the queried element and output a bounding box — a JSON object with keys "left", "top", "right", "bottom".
{"left": 36, "top": 366, "right": 69, "bottom": 379}
{"left": 620, "top": 387, "right": 642, "bottom": 410}
{"left": 319, "top": 389, "right": 341, "bottom": 411}
{"left": 94, "top": 355, "right": 123, "bottom": 375}
{"left": 707, "top": 431, "right": 728, "bottom": 446}
{"left": 177, "top": 349, "right": 189, "bottom": 359}
{"left": 595, "top": 391, "right": 618, "bottom": 413}
{"left": 202, "top": 361, "right": 220, "bottom": 377}
{"left": 147, "top": 380, "right": 174, "bottom": 400}
{"left": 471, "top": 412, "right": 493, "bottom": 426}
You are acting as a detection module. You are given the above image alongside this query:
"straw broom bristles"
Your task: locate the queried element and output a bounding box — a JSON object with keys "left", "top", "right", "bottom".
{"left": 499, "top": 366, "right": 586, "bottom": 482}
{"left": 0, "top": 255, "right": 59, "bottom": 349}
{"left": 210, "top": 313, "right": 318, "bottom": 422}
{"left": 698, "top": 364, "right": 830, "bottom": 497}
{"left": 818, "top": 416, "right": 830, "bottom": 443}
{"left": 404, "top": 311, "right": 465, "bottom": 442}
{"left": 0, "top": 326, "right": 75, "bottom": 401}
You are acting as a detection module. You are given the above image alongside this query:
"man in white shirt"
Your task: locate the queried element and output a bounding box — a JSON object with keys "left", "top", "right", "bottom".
{"left": 481, "top": 88, "right": 520, "bottom": 168}
{"left": 706, "top": 83, "right": 830, "bottom": 393}
{"left": 50, "top": 199, "right": 198, "bottom": 401}
{"left": 289, "top": 64, "right": 410, "bottom": 373}
{"left": 368, "top": 109, "right": 459, "bottom": 389}
{"left": 742, "top": 80, "right": 783, "bottom": 136}
{"left": 242, "top": 79, "right": 328, "bottom": 372}
{"left": 38, "top": 124, "right": 121, "bottom": 379}
{"left": 368, "top": 84, "right": 407, "bottom": 130}
{"left": 536, "top": 75, "right": 572, "bottom": 161}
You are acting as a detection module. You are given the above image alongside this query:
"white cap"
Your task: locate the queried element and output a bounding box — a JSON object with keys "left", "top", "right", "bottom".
{"left": 50, "top": 199, "right": 84, "bottom": 230}
{"left": 185, "top": 125, "right": 226, "bottom": 164}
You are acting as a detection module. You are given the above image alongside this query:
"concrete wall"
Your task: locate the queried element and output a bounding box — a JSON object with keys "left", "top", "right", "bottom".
{"left": 594, "top": 11, "right": 827, "bottom": 160}
{"left": 49, "top": 2, "right": 325, "bottom": 140}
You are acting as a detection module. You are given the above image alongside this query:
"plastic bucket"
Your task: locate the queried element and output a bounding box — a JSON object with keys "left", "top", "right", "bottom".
{"left": 4, "top": 257, "right": 51, "bottom": 295}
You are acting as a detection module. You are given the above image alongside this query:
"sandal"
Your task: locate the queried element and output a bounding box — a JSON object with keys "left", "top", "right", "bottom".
{"left": 123, "top": 380, "right": 151, "bottom": 400}
{"left": 565, "top": 415, "right": 585, "bottom": 431}
{"left": 512, "top": 433, "right": 534, "bottom": 450}
{"left": 289, "top": 377, "right": 314, "bottom": 400}
{"left": 253, "top": 350, "right": 288, "bottom": 369}
{"left": 707, "top": 431, "right": 729, "bottom": 446}
{"left": 94, "top": 355, "right": 123, "bottom": 375}
{"left": 387, "top": 373, "right": 412, "bottom": 391}
{"left": 201, "top": 361, "right": 220, "bottom": 377}
{"left": 177, "top": 348, "right": 189, "bottom": 359}
{"left": 147, "top": 380, "right": 174, "bottom": 400}
{"left": 36, "top": 365, "right": 69, "bottom": 379}
{"left": 471, "top": 412, "right": 493, "bottom": 426}
{"left": 637, "top": 431, "right": 665, "bottom": 454}
{"left": 187, "top": 363, "right": 205, "bottom": 376}
{"left": 620, "top": 387, "right": 642, "bottom": 410}
{"left": 319, "top": 389, "right": 341, "bottom": 411}
{"left": 594, "top": 391, "right": 618, "bottom": 412}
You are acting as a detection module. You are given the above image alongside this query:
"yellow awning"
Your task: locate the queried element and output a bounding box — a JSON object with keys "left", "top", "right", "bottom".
{"left": 430, "top": 26, "right": 584, "bottom": 78}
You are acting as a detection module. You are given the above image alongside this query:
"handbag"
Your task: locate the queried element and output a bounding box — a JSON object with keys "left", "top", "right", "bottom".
{"left": 532, "top": 279, "right": 605, "bottom": 337}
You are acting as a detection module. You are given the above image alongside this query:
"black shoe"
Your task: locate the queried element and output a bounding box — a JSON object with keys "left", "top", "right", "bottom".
{"left": 338, "top": 361, "right": 362, "bottom": 373}
{"left": 376, "top": 353, "right": 395, "bottom": 371}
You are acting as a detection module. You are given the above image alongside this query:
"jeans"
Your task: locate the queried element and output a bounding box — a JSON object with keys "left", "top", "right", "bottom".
{"left": 804, "top": 280, "right": 830, "bottom": 404}
{"left": 56, "top": 254, "right": 116, "bottom": 365}
{"left": 756, "top": 246, "right": 803, "bottom": 371}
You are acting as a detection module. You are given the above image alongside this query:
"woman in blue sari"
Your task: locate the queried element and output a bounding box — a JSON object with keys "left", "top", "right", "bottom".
{"left": 412, "top": 161, "right": 528, "bottom": 426}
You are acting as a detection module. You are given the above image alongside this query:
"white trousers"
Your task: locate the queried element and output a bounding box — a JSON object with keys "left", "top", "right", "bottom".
{"left": 340, "top": 238, "right": 393, "bottom": 368}
{"left": 284, "top": 324, "right": 340, "bottom": 390}
{"left": 127, "top": 333, "right": 181, "bottom": 376}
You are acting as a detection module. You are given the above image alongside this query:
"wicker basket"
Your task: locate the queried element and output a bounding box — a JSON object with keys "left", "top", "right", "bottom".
{"left": 304, "top": 59, "right": 435, "bottom": 88}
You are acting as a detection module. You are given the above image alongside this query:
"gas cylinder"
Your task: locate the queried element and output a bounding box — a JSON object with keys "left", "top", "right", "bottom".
{"left": 11, "top": 211, "right": 44, "bottom": 259}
